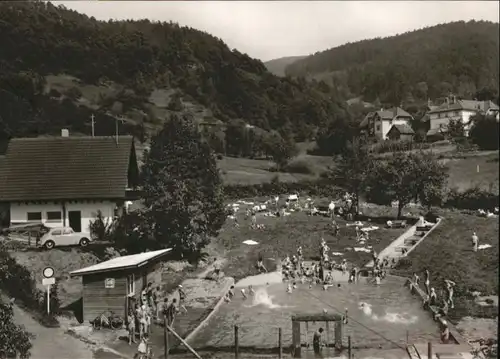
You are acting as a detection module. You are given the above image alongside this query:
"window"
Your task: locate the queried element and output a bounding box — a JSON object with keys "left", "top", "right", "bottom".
{"left": 52, "top": 230, "right": 62, "bottom": 236}
{"left": 63, "top": 228, "right": 73, "bottom": 235}
{"left": 376, "top": 124, "right": 381, "bottom": 131}
{"left": 454, "top": 111, "right": 459, "bottom": 116}
{"left": 438, "top": 113, "right": 441, "bottom": 118}
{"left": 46, "top": 211, "right": 62, "bottom": 222}
{"left": 27, "top": 212, "right": 42, "bottom": 222}
{"left": 127, "top": 274, "right": 135, "bottom": 296}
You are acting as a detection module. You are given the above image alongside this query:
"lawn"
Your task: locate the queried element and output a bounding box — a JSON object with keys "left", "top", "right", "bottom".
{"left": 215, "top": 202, "right": 419, "bottom": 282}
{"left": 392, "top": 208, "right": 499, "bottom": 323}
{"left": 443, "top": 153, "right": 499, "bottom": 192}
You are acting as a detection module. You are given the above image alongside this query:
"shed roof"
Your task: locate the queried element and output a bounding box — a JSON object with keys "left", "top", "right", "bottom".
{"left": 0, "top": 136, "right": 137, "bottom": 202}
{"left": 388, "top": 124, "right": 415, "bottom": 135}
{"left": 70, "top": 248, "right": 172, "bottom": 276}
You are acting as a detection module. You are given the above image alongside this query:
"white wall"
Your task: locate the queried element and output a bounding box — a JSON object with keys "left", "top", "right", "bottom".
{"left": 10, "top": 200, "right": 116, "bottom": 232}
{"left": 379, "top": 117, "right": 412, "bottom": 140}
{"left": 429, "top": 110, "right": 477, "bottom": 136}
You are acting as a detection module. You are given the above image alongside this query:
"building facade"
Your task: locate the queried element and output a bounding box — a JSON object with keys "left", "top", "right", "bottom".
{"left": 426, "top": 95, "right": 499, "bottom": 138}
{"left": 0, "top": 131, "right": 140, "bottom": 232}
{"left": 360, "top": 107, "right": 414, "bottom": 140}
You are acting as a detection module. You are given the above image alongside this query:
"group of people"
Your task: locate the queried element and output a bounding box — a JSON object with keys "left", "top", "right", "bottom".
{"left": 408, "top": 269, "right": 456, "bottom": 343}
{"left": 223, "top": 284, "right": 257, "bottom": 302}
{"left": 126, "top": 283, "right": 188, "bottom": 357}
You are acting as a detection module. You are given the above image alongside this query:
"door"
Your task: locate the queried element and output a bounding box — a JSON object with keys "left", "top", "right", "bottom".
{"left": 68, "top": 211, "right": 82, "bottom": 232}
{"left": 62, "top": 227, "right": 79, "bottom": 245}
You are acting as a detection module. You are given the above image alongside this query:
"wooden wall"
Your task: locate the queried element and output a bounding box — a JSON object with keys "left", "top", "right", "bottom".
{"left": 82, "top": 272, "right": 128, "bottom": 323}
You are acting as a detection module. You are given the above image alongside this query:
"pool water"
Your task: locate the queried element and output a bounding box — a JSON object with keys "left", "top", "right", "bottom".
{"left": 190, "top": 273, "right": 440, "bottom": 350}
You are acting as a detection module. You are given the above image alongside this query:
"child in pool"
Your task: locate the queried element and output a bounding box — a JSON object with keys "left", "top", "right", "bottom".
{"left": 287, "top": 283, "right": 293, "bottom": 294}
{"left": 292, "top": 282, "right": 297, "bottom": 289}
{"left": 248, "top": 285, "right": 255, "bottom": 296}
{"left": 241, "top": 288, "right": 247, "bottom": 299}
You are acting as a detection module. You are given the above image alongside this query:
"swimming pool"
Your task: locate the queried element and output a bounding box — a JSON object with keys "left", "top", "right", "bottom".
{"left": 189, "top": 273, "right": 441, "bottom": 350}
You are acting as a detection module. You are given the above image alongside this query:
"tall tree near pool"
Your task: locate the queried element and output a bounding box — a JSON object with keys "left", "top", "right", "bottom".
{"left": 329, "top": 137, "right": 374, "bottom": 209}
{"left": 141, "top": 115, "right": 226, "bottom": 260}
{"left": 367, "top": 152, "right": 448, "bottom": 218}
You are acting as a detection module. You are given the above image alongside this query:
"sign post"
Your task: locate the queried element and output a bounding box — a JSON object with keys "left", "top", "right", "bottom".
{"left": 42, "top": 267, "right": 55, "bottom": 315}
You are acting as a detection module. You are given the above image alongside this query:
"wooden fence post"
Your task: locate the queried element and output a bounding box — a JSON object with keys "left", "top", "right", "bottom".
{"left": 234, "top": 325, "right": 239, "bottom": 359}
{"left": 427, "top": 342, "right": 432, "bottom": 359}
{"left": 164, "top": 314, "right": 169, "bottom": 359}
{"left": 348, "top": 336, "right": 352, "bottom": 359}
{"left": 278, "top": 327, "right": 283, "bottom": 359}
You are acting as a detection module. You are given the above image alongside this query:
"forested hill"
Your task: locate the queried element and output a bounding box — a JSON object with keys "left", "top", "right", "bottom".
{"left": 285, "top": 21, "right": 500, "bottom": 106}
{"left": 264, "top": 56, "right": 307, "bottom": 76}
{"left": 0, "top": 2, "right": 350, "bottom": 150}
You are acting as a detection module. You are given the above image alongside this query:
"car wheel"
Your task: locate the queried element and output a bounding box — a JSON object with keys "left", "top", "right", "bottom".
{"left": 79, "top": 238, "right": 89, "bottom": 247}
{"left": 44, "top": 240, "right": 55, "bottom": 250}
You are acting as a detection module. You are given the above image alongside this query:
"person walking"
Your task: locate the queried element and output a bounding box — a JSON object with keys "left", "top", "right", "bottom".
{"left": 444, "top": 279, "right": 456, "bottom": 309}
{"left": 471, "top": 232, "right": 479, "bottom": 252}
{"left": 177, "top": 285, "right": 188, "bottom": 313}
{"left": 424, "top": 269, "right": 431, "bottom": 295}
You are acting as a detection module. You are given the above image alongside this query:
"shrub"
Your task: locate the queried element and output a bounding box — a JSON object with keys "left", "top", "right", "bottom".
{"left": 223, "top": 179, "right": 342, "bottom": 200}
{"left": 89, "top": 210, "right": 114, "bottom": 241}
{"left": 444, "top": 187, "right": 499, "bottom": 210}
{"left": 0, "top": 245, "right": 60, "bottom": 326}
{"left": 281, "top": 158, "right": 316, "bottom": 174}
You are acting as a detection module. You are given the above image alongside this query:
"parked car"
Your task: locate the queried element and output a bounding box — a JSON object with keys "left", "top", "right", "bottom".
{"left": 39, "top": 227, "right": 92, "bottom": 249}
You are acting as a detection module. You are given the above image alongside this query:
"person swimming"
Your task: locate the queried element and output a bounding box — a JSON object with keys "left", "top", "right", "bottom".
{"left": 248, "top": 285, "right": 255, "bottom": 296}
{"left": 287, "top": 283, "right": 293, "bottom": 294}
{"left": 241, "top": 288, "right": 247, "bottom": 299}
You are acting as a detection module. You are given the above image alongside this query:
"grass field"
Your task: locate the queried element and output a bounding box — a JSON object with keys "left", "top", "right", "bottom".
{"left": 215, "top": 203, "right": 420, "bottom": 282}
{"left": 392, "top": 208, "right": 499, "bottom": 323}
{"left": 219, "top": 151, "right": 499, "bottom": 192}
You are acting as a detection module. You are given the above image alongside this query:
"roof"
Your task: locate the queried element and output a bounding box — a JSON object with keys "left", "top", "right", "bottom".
{"left": 70, "top": 248, "right": 172, "bottom": 276}
{"left": 428, "top": 99, "right": 499, "bottom": 114}
{"left": 388, "top": 124, "right": 415, "bottom": 135}
{"left": 0, "top": 136, "right": 137, "bottom": 202}
{"left": 359, "top": 107, "right": 413, "bottom": 128}
{"left": 426, "top": 128, "right": 445, "bottom": 136}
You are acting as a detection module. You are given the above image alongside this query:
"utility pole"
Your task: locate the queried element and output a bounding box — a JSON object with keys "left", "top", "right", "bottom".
{"left": 90, "top": 114, "right": 95, "bottom": 137}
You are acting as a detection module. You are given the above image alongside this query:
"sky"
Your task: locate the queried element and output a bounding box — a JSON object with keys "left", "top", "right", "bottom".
{"left": 57, "top": 1, "right": 500, "bottom": 62}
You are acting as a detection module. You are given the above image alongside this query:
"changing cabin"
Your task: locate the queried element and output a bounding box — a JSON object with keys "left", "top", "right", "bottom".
{"left": 70, "top": 248, "right": 172, "bottom": 323}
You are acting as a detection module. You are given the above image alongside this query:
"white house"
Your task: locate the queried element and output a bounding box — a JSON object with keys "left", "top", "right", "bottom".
{"left": 426, "top": 95, "right": 499, "bottom": 138}
{"left": 360, "top": 107, "right": 414, "bottom": 140}
{"left": 0, "top": 130, "right": 140, "bottom": 232}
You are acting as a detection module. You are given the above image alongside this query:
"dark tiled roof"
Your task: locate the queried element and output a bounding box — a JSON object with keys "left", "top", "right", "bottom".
{"left": 359, "top": 107, "right": 413, "bottom": 128}
{"left": 0, "top": 136, "right": 136, "bottom": 202}
{"left": 389, "top": 124, "right": 415, "bottom": 135}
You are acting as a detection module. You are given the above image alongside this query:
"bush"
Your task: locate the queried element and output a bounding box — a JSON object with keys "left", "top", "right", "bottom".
{"left": 0, "top": 245, "right": 60, "bottom": 326}
{"left": 223, "top": 179, "right": 342, "bottom": 200}
{"left": 281, "top": 158, "right": 316, "bottom": 174}
{"left": 444, "top": 187, "right": 499, "bottom": 210}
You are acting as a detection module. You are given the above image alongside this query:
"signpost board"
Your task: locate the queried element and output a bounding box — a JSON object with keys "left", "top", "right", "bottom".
{"left": 105, "top": 278, "right": 115, "bottom": 288}
{"left": 42, "top": 267, "right": 55, "bottom": 315}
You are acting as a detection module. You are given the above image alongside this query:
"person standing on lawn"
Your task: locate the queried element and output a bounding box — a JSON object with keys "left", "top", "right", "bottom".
{"left": 471, "top": 232, "right": 479, "bottom": 252}
{"left": 177, "top": 285, "right": 188, "bottom": 313}
{"left": 444, "top": 279, "right": 456, "bottom": 309}
{"left": 424, "top": 269, "right": 431, "bottom": 295}
{"left": 166, "top": 298, "right": 178, "bottom": 326}
{"left": 313, "top": 328, "right": 324, "bottom": 355}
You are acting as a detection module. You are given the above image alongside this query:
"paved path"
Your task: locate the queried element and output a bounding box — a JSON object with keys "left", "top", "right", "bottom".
{"left": 11, "top": 303, "right": 94, "bottom": 359}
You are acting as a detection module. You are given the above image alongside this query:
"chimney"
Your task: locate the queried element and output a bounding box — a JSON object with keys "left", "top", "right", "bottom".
{"left": 427, "top": 98, "right": 432, "bottom": 107}
{"left": 61, "top": 129, "right": 69, "bottom": 137}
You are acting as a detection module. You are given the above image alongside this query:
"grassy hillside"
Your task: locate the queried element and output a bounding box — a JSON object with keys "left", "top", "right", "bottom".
{"left": 0, "top": 2, "right": 350, "bottom": 149}
{"left": 264, "top": 56, "right": 306, "bottom": 76}
{"left": 285, "top": 21, "right": 500, "bottom": 107}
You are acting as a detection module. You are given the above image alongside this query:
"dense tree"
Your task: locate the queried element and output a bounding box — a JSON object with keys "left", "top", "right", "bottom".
{"left": 286, "top": 21, "right": 499, "bottom": 106}
{"left": 0, "top": 2, "right": 348, "bottom": 145}
{"left": 328, "top": 137, "right": 374, "bottom": 209}
{"left": 0, "top": 300, "right": 33, "bottom": 359}
{"left": 367, "top": 152, "right": 448, "bottom": 218}
{"left": 140, "top": 115, "right": 226, "bottom": 259}
{"left": 469, "top": 113, "right": 500, "bottom": 150}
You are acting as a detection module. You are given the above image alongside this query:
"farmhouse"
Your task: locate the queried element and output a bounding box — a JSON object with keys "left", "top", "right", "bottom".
{"left": 70, "top": 248, "right": 172, "bottom": 323}
{"left": 0, "top": 130, "right": 140, "bottom": 232}
{"left": 360, "top": 107, "right": 414, "bottom": 140}
{"left": 424, "top": 94, "right": 499, "bottom": 139}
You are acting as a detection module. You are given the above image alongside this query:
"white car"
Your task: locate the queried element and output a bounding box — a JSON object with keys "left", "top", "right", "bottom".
{"left": 40, "top": 227, "right": 92, "bottom": 249}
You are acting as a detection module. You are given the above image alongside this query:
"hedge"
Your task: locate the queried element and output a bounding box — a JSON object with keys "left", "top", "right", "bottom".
{"left": 224, "top": 180, "right": 499, "bottom": 211}
{"left": 223, "top": 179, "right": 342, "bottom": 200}
{"left": 444, "top": 187, "right": 499, "bottom": 211}
{"left": 0, "top": 245, "right": 60, "bottom": 327}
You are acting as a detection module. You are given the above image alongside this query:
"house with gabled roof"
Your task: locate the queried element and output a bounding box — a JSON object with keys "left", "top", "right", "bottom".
{"left": 0, "top": 130, "right": 140, "bottom": 232}
{"left": 425, "top": 95, "right": 499, "bottom": 139}
{"left": 360, "top": 107, "right": 414, "bottom": 140}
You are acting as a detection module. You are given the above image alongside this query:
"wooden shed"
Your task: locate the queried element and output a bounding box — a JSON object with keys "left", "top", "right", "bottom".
{"left": 70, "top": 248, "right": 172, "bottom": 323}
{"left": 386, "top": 124, "right": 415, "bottom": 142}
